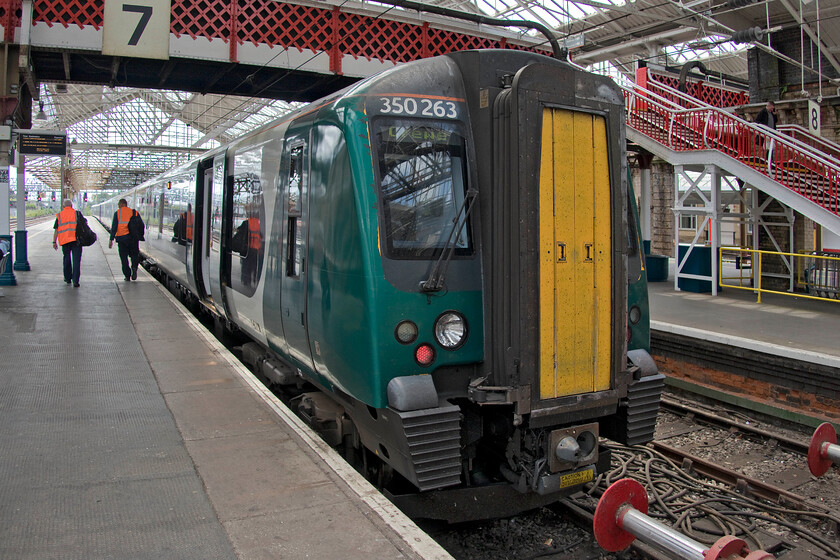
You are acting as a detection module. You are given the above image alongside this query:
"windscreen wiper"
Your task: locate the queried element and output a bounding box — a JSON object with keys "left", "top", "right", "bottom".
{"left": 419, "top": 188, "right": 478, "bottom": 292}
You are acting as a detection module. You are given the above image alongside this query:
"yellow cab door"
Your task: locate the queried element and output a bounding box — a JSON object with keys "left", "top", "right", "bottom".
{"left": 538, "top": 108, "right": 612, "bottom": 400}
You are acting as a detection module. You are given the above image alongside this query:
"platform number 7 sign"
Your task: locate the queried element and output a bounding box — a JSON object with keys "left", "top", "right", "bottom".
{"left": 103, "top": 0, "right": 171, "bottom": 60}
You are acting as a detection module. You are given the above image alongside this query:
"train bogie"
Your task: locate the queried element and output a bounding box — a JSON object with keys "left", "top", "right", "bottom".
{"left": 95, "top": 48, "right": 662, "bottom": 520}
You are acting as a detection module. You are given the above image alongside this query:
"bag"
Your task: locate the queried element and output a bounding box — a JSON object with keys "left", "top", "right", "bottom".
{"left": 76, "top": 211, "right": 97, "bottom": 247}
{"left": 230, "top": 221, "right": 248, "bottom": 255}
{"left": 172, "top": 215, "right": 184, "bottom": 242}
{"left": 128, "top": 210, "right": 145, "bottom": 242}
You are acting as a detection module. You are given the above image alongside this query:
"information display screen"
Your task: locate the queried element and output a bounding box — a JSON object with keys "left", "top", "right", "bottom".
{"left": 19, "top": 133, "right": 67, "bottom": 156}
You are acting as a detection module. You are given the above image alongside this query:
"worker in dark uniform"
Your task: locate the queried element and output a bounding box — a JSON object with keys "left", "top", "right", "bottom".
{"left": 52, "top": 198, "right": 82, "bottom": 287}
{"left": 108, "top": 198, "right": 140, "bottom": 281}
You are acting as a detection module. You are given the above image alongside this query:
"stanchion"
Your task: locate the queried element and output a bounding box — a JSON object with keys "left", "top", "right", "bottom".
{"left": 593, "top": 478, "right": 775, "bottom": 559}
{"left": 808, "top": 422, "right": 840, "bottom": 477}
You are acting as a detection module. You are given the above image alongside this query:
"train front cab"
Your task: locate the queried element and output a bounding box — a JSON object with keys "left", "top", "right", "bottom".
{"left": 457, "top": 51, "right": 662, "bottom": 496}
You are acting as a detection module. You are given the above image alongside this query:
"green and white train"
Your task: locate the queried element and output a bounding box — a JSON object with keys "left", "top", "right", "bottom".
{"left": 96, "top": 49, "right": 662, "bottom": 520}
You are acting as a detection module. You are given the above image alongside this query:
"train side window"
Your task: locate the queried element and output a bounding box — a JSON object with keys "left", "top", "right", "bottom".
{"left": 230, "top": 146, "right": 265, "bottom": 294}
{"left": 286, "top": 144, "right": 304, "bottom": 277}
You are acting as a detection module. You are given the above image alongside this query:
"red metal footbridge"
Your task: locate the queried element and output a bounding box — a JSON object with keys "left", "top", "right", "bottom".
{"left": 624, "top": 71, "right": 840, "bottom": 236}
{"left": 0, "top": 0, "right": 548, "bottom": 101}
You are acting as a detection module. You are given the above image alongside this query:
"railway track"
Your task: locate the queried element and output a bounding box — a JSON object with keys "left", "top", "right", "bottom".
{"left": 9, "top": 214, "right": 56, "bottom": 231}
{"left": 561, "top": 442, "right": 840, "bottom": 559}
{"left": 432, "top": 393, "right": 840, "bottom": 560}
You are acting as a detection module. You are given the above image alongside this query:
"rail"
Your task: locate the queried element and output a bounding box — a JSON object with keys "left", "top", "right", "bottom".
{"left": 647, "top": 72, "right": 749, "bottom": 109}
{"left": 622, "top": 78, "right": 840, "bottom": 219}
{"left": 719, "top": 246, "right": 840, "bottom": 303}
{"left": 562, "top": 439, "right": 840, "bottom": 559}
{"left": 778, "top": 123, "right": 840, "bottom": 163}
{"left": 9, "top": 214, "right": 56, "bottom": 231}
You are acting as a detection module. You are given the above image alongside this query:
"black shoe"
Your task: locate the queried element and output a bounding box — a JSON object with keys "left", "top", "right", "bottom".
{"left": 125, "top": 277, "right": 131, "bottom": 281}
{"left": 65, "top": 279, "right": 71, "bottom": 284}
{"left": 131, "top": 268, "right": 138, "bottom": 280}
{"left": 73, "top": 283, "right": 80, "bottom": 288}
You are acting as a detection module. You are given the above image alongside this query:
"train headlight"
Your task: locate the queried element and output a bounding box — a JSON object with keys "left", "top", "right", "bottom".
{"left": 629, "top": 305, "right": 642, "bottom": 325}
{"left": 434, "top": 311, "right": 467, "bottom": 350}
{"left": 395, "top": 320, "right": 418, "bottom": 344}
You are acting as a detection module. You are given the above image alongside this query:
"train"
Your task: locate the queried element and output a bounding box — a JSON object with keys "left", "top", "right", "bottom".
{"left": 95, "top": 49, "right": 663, "bottom": 521}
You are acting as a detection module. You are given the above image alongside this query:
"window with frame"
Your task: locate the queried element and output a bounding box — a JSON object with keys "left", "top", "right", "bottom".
{"left": 679, "top": 211, "right": 699, "bottom": 230}
{"left": 230, "top": 146, "right": 265, "bottom": 293}
{"left": 286, "top": 144, "right": 305, "bottom": 278}
{"left": 373, "top": 119, "right": 472, "bottom": 259}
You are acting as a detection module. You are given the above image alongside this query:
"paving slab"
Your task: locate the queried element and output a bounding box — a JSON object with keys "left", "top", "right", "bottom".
{"left": 1, "top": 219, "right": 452, "bottom": 560}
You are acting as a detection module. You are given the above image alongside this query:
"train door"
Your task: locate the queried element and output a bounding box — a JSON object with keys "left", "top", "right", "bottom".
{"left": 538, "top": 108, "right": 612, "bottom": 399}
{"left": 197, "top": 167, "right": 213, "bottom": 299}
{"left": 279, "top": 137, "right": 314, "bottom": 369}
{"left": 197, "top": 152, "right": 228, "bottom": 315}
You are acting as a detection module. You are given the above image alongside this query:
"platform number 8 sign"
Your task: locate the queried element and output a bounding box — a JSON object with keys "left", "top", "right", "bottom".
{"left": 808, "top": 99, "right": 822, "bottom": 137}
{"left": 103, "top": 0, "right": 171, "bottom": 61}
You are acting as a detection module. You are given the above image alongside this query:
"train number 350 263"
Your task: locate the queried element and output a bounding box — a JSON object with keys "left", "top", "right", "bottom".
{"left": 378, "top": 97, "right": 458, "bottom": 119}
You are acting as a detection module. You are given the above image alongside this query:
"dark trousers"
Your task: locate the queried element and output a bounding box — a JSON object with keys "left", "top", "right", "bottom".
{"left": 61, "top": 241, "right": 82, "bottom": 285}
{"left": 116, "top": 235, "right": 140, "bottom": 280}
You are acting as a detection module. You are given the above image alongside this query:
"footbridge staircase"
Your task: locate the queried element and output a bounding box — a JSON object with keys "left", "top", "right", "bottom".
{"left": 622, "top": 72, "right": 840, "bottom": 294}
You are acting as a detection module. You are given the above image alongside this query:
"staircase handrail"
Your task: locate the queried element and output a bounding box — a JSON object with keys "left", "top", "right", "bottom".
{"left": 637, "top": 78, "right": 836, "bottom": 158}
{"left": 644, "top": 76, "right": 739, "bottom": 112}
{"left": 778, "top": 123, "right": 840, "bottom": 162}
{"left": 645, "top": 71, "right": 749, "bottom": 108}
{"left": 625, "top": 78, "right": 840, "bottom": 175}
{"left": 638, "top": 78, "right": 840, "bottom": 170}
{"left": 620, "top": 81, "right": 840, "bottom": 217}
{"left": 624, "top": 76, "right": 697, "bottom": 112}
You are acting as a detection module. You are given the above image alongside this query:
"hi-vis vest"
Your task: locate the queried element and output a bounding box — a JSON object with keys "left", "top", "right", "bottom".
{"left": 116, "top": 206, "right": 133, "bottom": 237}
{"left": 185, "top": 211, "right": 194, "bottom": 241}
{"left": 248, "top": 217, "right": 260, "bottom": 249}
{"left": 56, "top": 207, "right": 77, "bottom": 245}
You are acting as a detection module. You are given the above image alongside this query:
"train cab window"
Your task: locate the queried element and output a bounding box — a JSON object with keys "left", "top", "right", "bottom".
{"left": 286, "top": 144, "right": 305, "bottom": 277}
{"left": 373, "top": 119, "right": 472, "bottom": 259}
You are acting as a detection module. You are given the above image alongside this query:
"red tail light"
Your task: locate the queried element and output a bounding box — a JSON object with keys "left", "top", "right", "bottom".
{"left": 415, "top": 343, "right": 436, "bottom": 367}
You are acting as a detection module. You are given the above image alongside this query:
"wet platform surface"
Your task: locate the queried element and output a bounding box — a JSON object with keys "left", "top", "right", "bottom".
{"left": 0, "top": 219, "right": 450, "bottom": 560}
{"left": 649, "top": 276, "right": 840, "bottom": 362}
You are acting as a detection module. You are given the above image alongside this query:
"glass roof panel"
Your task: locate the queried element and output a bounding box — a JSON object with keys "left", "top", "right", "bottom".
{"left": 22, "top": 0, "right": 787, "bottom": 196}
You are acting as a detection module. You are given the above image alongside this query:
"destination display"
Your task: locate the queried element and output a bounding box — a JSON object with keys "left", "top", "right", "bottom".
{"left": 18, "top": 132, "right": 67, "bottom": 156}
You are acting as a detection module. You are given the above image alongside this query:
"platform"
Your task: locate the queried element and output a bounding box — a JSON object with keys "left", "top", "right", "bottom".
{"left": 649, "top": 278, "right": 840, "bottom": 362}
{"left": 0, "top": 219, "right": 451, "bottom": 560}
{"left": 648, "top": 270, "right": 840, "bottom": 424}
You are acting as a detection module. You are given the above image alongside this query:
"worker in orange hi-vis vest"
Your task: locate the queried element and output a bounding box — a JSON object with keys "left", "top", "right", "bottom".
{"left": 108, "top": 198, "right": 141, "bottom": 281}
{"left": 185, "top": 203, "right": 194, "bottom": 242}
{"left": 243, "top": 211, "right": 261, "bottom": 286}
{"left": 52, "top": 198, "right": 83, "bottom": 287}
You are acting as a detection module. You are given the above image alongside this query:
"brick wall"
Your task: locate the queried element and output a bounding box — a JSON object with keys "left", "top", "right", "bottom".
{"left": 651, "top": 161, "right": 675, "bottom": 257}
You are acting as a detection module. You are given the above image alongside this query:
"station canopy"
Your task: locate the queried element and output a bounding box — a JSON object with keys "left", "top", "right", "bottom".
{"left": 24, "top": 0, "right": 838, "bottom": 196}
